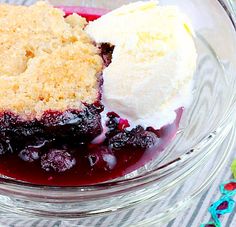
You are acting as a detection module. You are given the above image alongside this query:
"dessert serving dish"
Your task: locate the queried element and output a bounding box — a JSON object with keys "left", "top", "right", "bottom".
{"left": 0, "top": 0, "right": 197, "bottom": 186}
{"left": 0, "top": 0, "right": 235, "bottom": 226}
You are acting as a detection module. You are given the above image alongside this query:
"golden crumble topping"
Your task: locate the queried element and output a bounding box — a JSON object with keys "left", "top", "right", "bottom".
{"left": 0, "top": 1, "right": 103, "bottom": 119}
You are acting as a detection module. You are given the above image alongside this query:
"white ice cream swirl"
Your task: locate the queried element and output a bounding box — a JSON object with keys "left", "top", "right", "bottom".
{"left": 86, "top": 1, "right": 197, "bottom": 129}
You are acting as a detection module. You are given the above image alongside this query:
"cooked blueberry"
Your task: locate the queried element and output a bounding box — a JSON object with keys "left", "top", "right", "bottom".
{"left": 106, "top": 113, "right": 119, "bottom": 129}
{"left": 0, "top": 143, "right": 5, "bottom": 155}
{"left": 87, "top": 146, "right": 116, "bottom": 171}
{"left": 109, "top": 126, "right": 158, "bottom": 150}
{"left": 0, "top": 139, "right": 13, "bottom": 155}
{"left": 41, "top": 105, "right": 103, "bottom": 142}
{"left": 106, "top": 114, "right": 119, "bottom": 138}
{"left": 41, "top": 149, "right": 76, "bottom": 173}
{"left": 131, "top": 129, "right": 158, "bottom": 149}
{"left": 106, "top": 112, "right": 130, "bottom": 138}
{"left": 109, "top": 131, "right": 131, "bottom": 149}
{"left": 99, "top": 43, "right": 114, "bottom": 67}
{"left": 19, "top": 147, "right": 40, "bottom": 162}
{"left": 0, "top": 112, "right": 43, "bottom": 138}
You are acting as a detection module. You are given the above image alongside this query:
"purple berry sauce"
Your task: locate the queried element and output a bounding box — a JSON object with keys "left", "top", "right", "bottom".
{"left": 0, "top": 108, "right": 182, "bottom": 186}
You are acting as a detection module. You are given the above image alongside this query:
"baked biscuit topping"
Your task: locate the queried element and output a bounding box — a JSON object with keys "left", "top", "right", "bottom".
{"left": 0, "top": 2, "right": 103, "bottom": 119}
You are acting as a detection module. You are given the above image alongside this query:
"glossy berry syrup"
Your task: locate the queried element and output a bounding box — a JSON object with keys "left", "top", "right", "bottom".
{"left": 0, "top": 108, "right": 182, "bottom": 186}
{"left": 0, "top": 7, "right": 183, "bottom": 186}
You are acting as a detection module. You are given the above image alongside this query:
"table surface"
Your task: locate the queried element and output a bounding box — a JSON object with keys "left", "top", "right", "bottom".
{"left": 0, "top": 0, "right": 235, "bottom": 226}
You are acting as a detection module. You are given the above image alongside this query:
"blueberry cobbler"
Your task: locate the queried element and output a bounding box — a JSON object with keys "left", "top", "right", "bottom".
{"left": 0, "top": 1, "right": 197, "bottom": 186}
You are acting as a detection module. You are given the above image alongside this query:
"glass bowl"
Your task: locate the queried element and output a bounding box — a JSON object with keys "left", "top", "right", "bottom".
{"left": 0, "top": 0, "right": 236, "bottom": 226}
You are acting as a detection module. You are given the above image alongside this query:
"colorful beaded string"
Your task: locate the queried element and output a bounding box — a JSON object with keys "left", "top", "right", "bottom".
{"left": 200, "top": 160, "right": 236, "bottom": 227}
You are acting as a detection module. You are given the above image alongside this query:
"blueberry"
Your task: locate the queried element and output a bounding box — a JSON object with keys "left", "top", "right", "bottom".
{"left": 106, "top": 112, "right": 130, "bottom": 138}
{"left": 19, "top": 147, "right": 40, "bottom": 162}
{"left": 19, "top": 139, "right": 50, "bottom": 162}
{"left": 41, "top": 105, "right": 103, "bottom": 142}
{"left": 87, "top": 146, "right": 116, "bottom": 171}
{"left": 109, "top": 131, "right": 131, "bottom": 149}
{"left": 109, "top": 126, "right": 158, "bottom": 150}
{"left": 99, "top": 43, "right": 114, "bottom": 67}
{"left": 106, "top": 114, "right": 119, "bottom": 138}
{"left": 41, "top": 149, "right": 76, "bottom": 173}
{"left": 0, "top": 139, "right": 13, "bottom": 155}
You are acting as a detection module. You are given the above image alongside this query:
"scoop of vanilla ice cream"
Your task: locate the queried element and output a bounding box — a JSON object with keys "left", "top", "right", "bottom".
{"left": 86, "top": 1, "right": 197, "bottom": 129}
